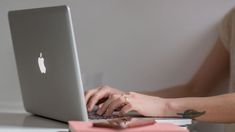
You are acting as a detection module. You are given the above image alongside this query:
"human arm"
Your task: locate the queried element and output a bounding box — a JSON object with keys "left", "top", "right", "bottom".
{"left": 98, "top": 91, "right": 235, "bottom": 123}
{"left": 166, "top": 93, "right": 235, "bottom": 123}
{"left": 96, "top": 38, "right": 233, "bottom": 122}
{"left": 85, "top": 38, "right": 229, "bottom": 111}
{"left": 141, "top": 38, "right": 230, "bottom": 97}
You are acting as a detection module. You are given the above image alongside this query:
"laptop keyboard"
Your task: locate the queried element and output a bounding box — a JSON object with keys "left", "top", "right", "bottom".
{"left": 88, "top": 110, "right": 121, "bottom": 120}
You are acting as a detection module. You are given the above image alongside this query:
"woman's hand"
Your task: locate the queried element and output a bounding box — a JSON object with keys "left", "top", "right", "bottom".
{"left": 97, "top": 92, "right": 169, "bottom": 117}
{"left": 85, "top": 85, "right": 125, "bottom": 111}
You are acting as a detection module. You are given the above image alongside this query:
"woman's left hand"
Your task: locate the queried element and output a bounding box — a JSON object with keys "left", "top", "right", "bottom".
{"left": 96, "top": 92, "right": 170, "bottom": 117}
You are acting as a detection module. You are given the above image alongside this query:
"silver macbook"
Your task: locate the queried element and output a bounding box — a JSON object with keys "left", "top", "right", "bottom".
{"left": 8, "top": 5, "right": 192, "bottom": 126}
{"left": 8, "top": 5, "right": 89, "bottom": 122}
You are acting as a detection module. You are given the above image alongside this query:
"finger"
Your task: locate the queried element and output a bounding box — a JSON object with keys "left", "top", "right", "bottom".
{"left": 97, "top": 94, "right": 120, "bottom": 115}
{"left": 98, "top": 103, "right": 104, "bottom": 109}
{"left": 96, "top": 97, "right": 109, "bottom": 105}
{"left": 87, "top": 88, "right": 110, "bottom": 111}
{"left": 120, "top": 104, "right": 133, "bottom": 116}
{"left": 104, "top": 96, "right": 126, "bottom": 116}
{"left": 108, "top": 119, "right": 119, "bottom": 126}
{"left": 97, "top": 99, "right": 112, "bottom": 115}
{"left": 85, "top": 89, "right": 97, "bottom": 105}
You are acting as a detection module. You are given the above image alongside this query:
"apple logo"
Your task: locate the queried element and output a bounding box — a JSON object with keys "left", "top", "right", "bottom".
{"left": 38, "top": 52, "right": 46, "bottom": 74}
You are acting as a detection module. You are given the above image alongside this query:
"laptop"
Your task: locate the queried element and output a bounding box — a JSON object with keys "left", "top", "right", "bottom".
{"left": 8, "top": 5, "right": 94, "bottom": 122}
{"left": 8, "top": 5, "right": 192, "bottom": 126}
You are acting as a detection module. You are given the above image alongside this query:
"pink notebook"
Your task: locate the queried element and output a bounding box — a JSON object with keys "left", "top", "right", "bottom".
{"left": 69, "top": 121, "right": 188, "bottom": 132}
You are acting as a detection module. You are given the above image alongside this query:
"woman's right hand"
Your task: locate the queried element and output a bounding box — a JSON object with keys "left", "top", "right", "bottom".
{"left": 85, "top": 85, "right": 125, "bottom": 112}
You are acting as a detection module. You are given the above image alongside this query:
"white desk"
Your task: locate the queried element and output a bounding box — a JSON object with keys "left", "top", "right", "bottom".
{"left": 0, "top": 111, "right": 68, "bottom": 132}
{"left": 0, "top": 111, "right": 192, "bottom": 132}
{"left": 0, "top": 111, "right": 194, "bottom": 132}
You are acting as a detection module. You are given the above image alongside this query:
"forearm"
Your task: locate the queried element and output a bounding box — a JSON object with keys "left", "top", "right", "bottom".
{"left": 141, "top": 39, "right": 229, "bottom": 98}
{"left": 165, "top": 93, "right": 235, "bottom": 123}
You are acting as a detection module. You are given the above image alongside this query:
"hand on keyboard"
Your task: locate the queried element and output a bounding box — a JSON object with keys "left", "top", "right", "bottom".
{"left": 88, "top": 110, "right": 123, "bottom": 120}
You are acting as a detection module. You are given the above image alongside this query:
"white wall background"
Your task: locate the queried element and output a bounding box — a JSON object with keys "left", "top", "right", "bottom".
{"left": 0, "top": 0, "right": 235, "bottom": 131}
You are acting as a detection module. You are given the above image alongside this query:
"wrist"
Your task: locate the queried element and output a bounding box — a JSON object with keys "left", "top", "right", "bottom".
{"left": 164, "top": 98, "right": 184, "bottom": 116}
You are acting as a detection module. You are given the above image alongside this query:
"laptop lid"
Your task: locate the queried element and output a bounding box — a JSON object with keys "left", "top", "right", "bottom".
{"left": 8, "top": 5, "right": 88, "bottom": 122}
